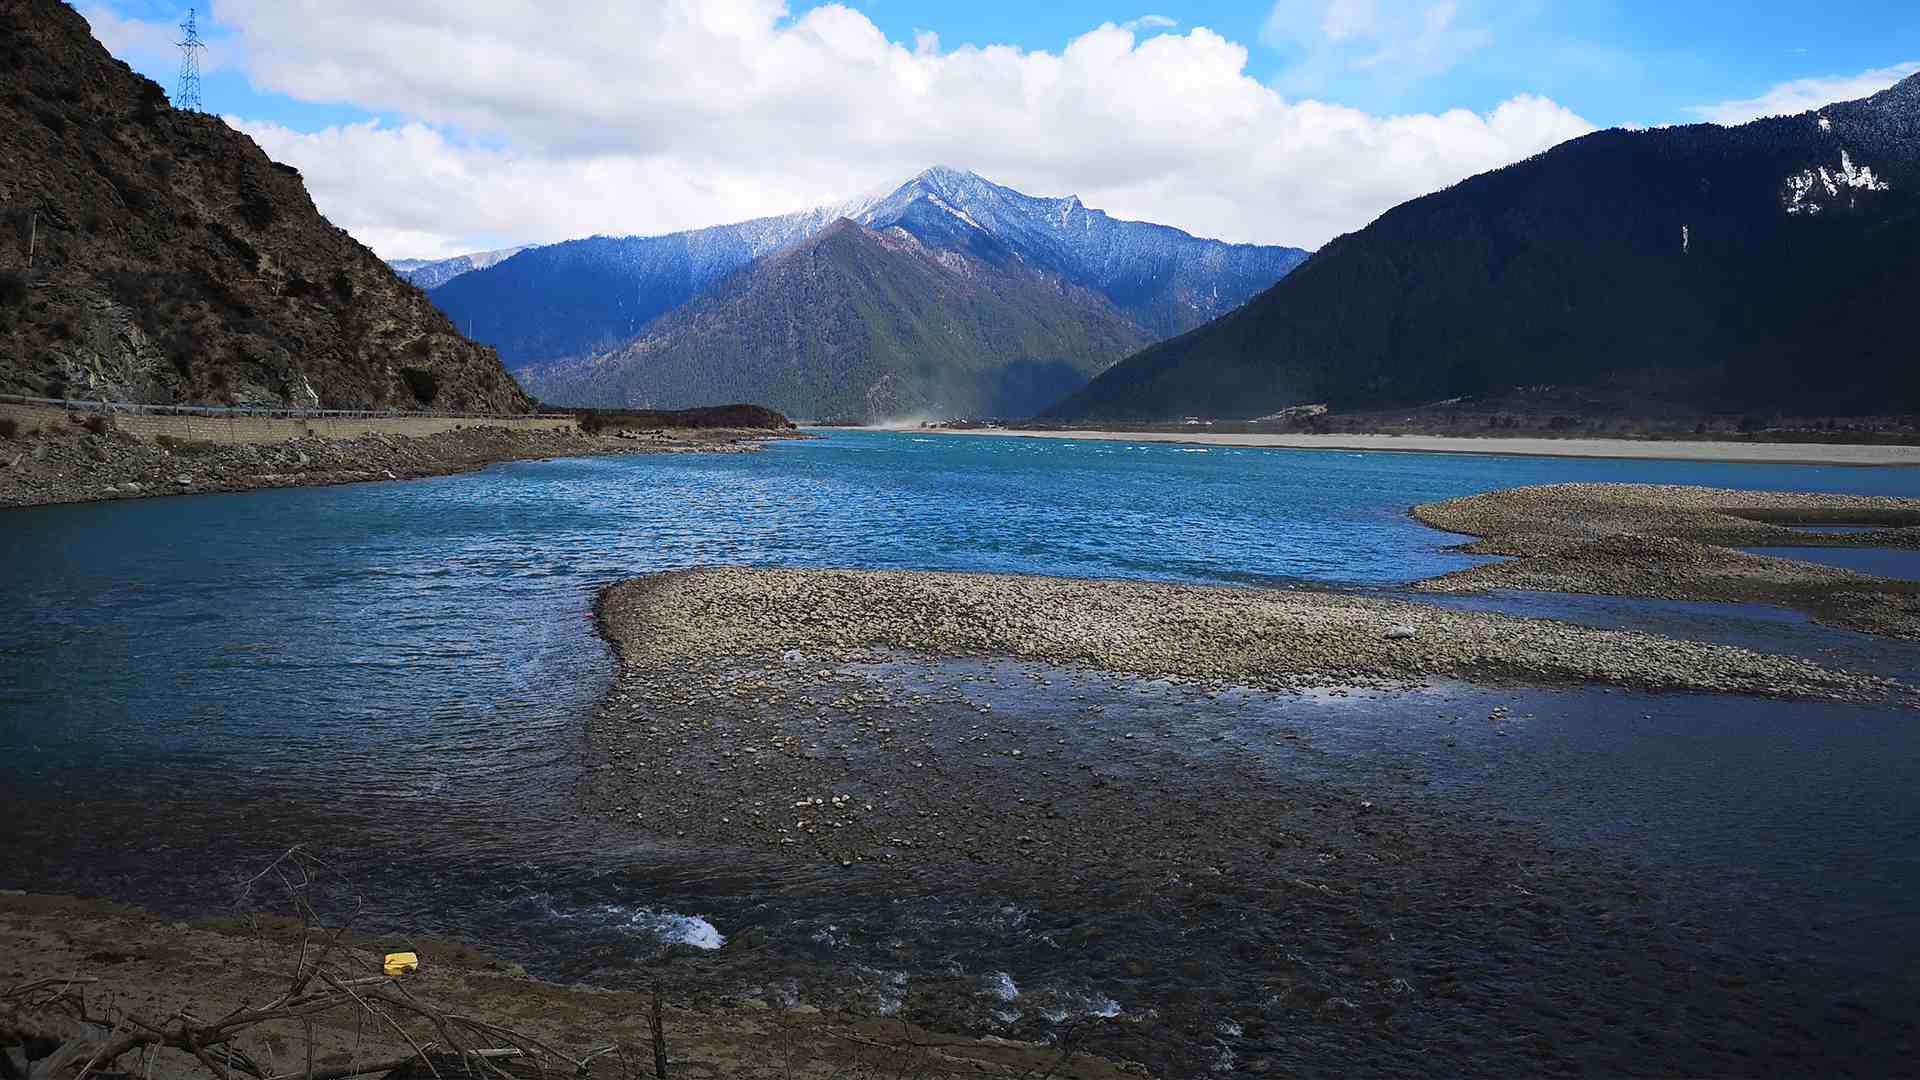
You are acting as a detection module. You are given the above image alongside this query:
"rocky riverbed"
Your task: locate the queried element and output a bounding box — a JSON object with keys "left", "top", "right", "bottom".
{"left": 0, "top": 418, "right": 778, "bottom": 508}
{"left": 597, "top": 567, "right": 1903, "bottom": 702}
{"left": 584, "top": 567, "right": 1918, "bottom": 1077}
{"left": 1411, "top": 483, "right": 1920, "bottom": 638}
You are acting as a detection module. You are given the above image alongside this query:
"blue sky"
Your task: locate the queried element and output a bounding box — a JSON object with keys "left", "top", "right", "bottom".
{"left": 75, "top": 1, "right": 1920, "bottom": 258}
{"left": 845, "top": 1, "right": 1920, "bottom": 124}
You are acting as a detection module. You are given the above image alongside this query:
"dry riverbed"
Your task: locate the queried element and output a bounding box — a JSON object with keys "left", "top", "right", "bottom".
{"left": 1412, "top": 483, "right": 1920, "bottom": 638}
{"left": 0, "top": 421, "right": 783, "bottom": 508}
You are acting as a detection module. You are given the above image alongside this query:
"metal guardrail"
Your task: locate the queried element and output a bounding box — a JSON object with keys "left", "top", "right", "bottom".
{"left": 0, "top": 393, "right": 571, "bottom": 422}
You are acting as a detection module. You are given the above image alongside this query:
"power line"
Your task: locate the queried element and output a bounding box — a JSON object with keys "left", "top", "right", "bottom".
{"left": 176, "top": 7, "right": 205, "bottom": 112}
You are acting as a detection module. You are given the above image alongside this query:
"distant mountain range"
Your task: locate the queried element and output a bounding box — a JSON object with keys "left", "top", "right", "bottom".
{"left": 1049, "top": 75, "right": 1920, "bottom": 421}
{"left": 431, "top": 168, "right": 1308, "bottom": 393}
{"left": 391, "top": 245, "right": 536, "bottom": 290}
{"left": 0, "top": 0, "right": 529, "bottom": 412}
{"left": 518, "top": 219, "right": 1152, "bottom": 420}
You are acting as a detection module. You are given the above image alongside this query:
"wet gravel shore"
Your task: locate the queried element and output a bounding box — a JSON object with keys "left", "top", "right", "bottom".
{"left": 598, "top": 567, "right": 1903, "bottom": 702}
{"left": 584, "top": 568, "right": 1920, "bottom": 1077}
{"left": 1410, "top": 483, "right": 1920, "bottom": 638}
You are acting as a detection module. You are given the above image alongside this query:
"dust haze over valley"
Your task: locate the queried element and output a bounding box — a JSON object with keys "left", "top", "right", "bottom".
{"left": 5, "top": 2, "right": 1920, "bottom": 1078}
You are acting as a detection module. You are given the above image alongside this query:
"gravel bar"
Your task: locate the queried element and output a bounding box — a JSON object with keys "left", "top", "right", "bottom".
{"left": 1411, "top": 483, "right": 1920, "bottom": 639}
{"left": 598, "top": 567, "right": 1905, "bottom": 702}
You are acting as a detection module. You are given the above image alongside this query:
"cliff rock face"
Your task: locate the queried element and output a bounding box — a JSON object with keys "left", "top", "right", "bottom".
{"left": 519, "top": 220, "right": 1149, "bottom": 421}
{"left": 0, "top": 0, "right": 532, "bottom": 412}
{"left": 1049, "top": 76, "right": 1920, "bottom": 421}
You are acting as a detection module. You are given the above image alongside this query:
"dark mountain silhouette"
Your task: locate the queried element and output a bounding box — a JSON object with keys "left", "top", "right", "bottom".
{"left": 1047, "top": 76, "right": 1920, "bottom": 421}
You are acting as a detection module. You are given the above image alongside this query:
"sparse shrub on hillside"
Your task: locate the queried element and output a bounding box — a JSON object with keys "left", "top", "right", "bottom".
{"left": 329, "top": 270, "right": 355, "bottom": 304}
{"left": 31, "top": 104, "right": 66, "bottom": 134}
{"left": 577, "top": 410, "right": 606, "bottom": 434}
{"left": 0, "top": 418, "right": 18, "bottom": 440}
{"left": 0, "top": 271, "right": 26, "bottom": 308}
{"left": 167, "top": 328, "right": 202, "bottom": 377}
{"left": 51, "top": 319, "right": 72, "bottom": 340}
{"left": 44, "top": 378, "right": 67, "bottom": 399}
{"left": 399, "top": 367, "right": 439, "bottom": 406}
{"left": 209, "top": 221, "right": 260, "bottom": 269}
{"left": 1738, "top": 415, "right": 1765, "bottom": 434}
{"left": 237, "top": 191, "right": 277, "bottom": 229}
{"left": 134, "top": 80, "right": 166, "bottom": 129}
{"left": 81, "top": 413, "right": 110, "bottom": 435}
{"left": 409, "top": 336, "right": 432, "bottom": 357}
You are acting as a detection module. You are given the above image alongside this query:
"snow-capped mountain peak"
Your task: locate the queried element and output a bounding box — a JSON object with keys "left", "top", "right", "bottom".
{"left": 427, "top": 167, "right": 1309, "bottom": 366}
{"left": 390, "top": 244, "right": 537, "bottom": 289}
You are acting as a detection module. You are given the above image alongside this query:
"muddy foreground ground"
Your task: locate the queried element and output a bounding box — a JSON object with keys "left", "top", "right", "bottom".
{"left": 0, "top": 892, "right": 1143, "bottom": 1079}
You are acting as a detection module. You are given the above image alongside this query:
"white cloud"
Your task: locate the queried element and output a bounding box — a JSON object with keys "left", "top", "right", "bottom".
{"left": 1687, "top": 61, "right": 1920, "bottom": 125}
{"left": 1121, "top": 15, "right": 1178, "bottom": 34}
{"left": 1262, "top": 0, "right": 1490, "bottom": 88}
{"left": 199, "top": 1, "right": 1589, "bottom": 259}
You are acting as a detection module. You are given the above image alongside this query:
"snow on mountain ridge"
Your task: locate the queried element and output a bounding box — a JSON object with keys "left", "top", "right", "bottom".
{"left": 429, "top": 168, "right": 1309, "bottom": 366}
{"left": 391, "top": 244, "right": 537, "bottom": 288}
{"left": 1783, "top": 148, "right": 1892, "bottom": 215}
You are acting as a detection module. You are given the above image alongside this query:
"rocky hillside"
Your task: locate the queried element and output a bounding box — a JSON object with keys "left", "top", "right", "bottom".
{"left": 1048, "top": 76, "right": 1920, "bottom": 421}
{"left": 432, "top": 168, "right": 1306, "bottom": 370}
{"left": 519, "top": 219, "right": 1149, "bottom": 421}
{"left": 0, "top": 0, "right": 531, "bottom": 412}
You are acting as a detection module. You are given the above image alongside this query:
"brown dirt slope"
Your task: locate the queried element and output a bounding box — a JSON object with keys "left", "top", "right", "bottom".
{"left": 0, "top": 0, "right": 531, "bottom": 413}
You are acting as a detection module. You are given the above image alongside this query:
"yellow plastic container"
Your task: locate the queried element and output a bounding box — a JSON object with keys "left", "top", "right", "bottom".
{"left": 383, "top": 951, "right": 419, "bottom": 977}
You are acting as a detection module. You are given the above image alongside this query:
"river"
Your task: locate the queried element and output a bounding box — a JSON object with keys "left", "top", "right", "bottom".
{"left": 3, "top": 430, "right": 1916, "bottom": 1076}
